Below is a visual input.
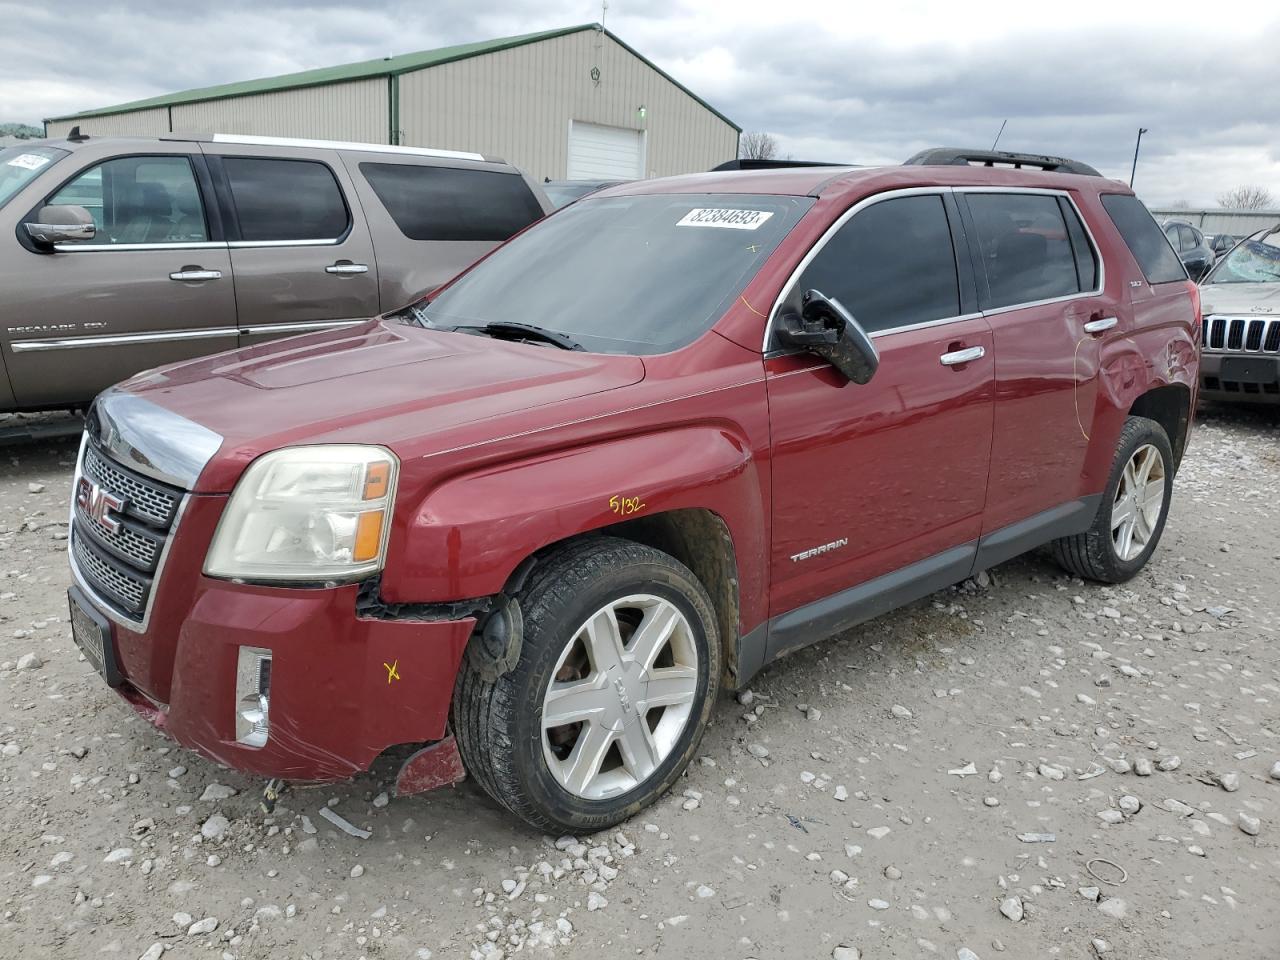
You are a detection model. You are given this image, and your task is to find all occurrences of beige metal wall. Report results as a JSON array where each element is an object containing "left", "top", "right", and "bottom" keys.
[
  {"left": 171, "top": 79, "right": 388, "bottom": 141},
  {"left": 46, "top": 107, "right": 170, "bottom": 138},
  {"left": 398, "top": 30, "right": 738, "bottom": 180},
  {"left": 46, "top": 79, "right": 389, "bottom": 143}
]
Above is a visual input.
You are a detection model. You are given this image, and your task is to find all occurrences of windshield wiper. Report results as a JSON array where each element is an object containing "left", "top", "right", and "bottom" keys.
[{"left": 460, "top": 321, "right": 584, "bottom": 351}]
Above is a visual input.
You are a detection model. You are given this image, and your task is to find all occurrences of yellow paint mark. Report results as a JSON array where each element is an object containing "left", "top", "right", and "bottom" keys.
[
  {"left": 738, "top": 294, "right": 768, "bottom": 319},
  {"left": 609, "top": 494, "right": 646, "bottom": 516},
  {"left": 383, "top": 660, "right": 401, "bottom": 684}
]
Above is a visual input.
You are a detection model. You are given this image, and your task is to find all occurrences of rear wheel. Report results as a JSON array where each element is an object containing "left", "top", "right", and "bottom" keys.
[
  {"left": 453, "top": 537, "right": 720, "bottom": 832},
  {"left": 1050, "top": 416, "right": 1174, "bottom": 583}
]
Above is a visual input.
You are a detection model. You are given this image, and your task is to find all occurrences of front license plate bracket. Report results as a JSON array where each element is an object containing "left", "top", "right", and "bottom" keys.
[{"left": 68, "top": 585, "right": 123, "bottom": 687}]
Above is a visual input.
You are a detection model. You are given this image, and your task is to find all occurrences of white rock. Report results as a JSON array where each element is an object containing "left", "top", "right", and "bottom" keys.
[
  {"left": 1078, "top": 886, "right": 1100, "bottom": 902},
  {"left": 949, "top": 762, "right": 978, "bottom": 777},
  {"left": 1097, "top": 898, "right": 1127, "bottom": 920},
  {"left": 587, "top": 891, "right": 608, "bottom": 911},
  {"left": 200, "top": 783, "right": 237, "bottom": 801},
  {"left": 1238, "top": 813, "right": 1261, "bottom": 837},
  {"left": 983, "top": 796, "right": 999, "bottom": 807},
  {"left": 999, "top": 897, "right": 1023, "bottom": 922},
  {"left": 138, "top": 944, "right": 165, "bottom": 960},
  {"left": 867, "top": 826, "right": 891, "bottom": 840},
  {"left": 832, "top": 947, "right": 861, "bottom": 960},
  {"left": 16, "top": 652, "right": 41, "bottom": 671},
  {"left": 890, "top": 704, "right": 913, "bottom": 720},
  {"left": 1091, "top": 938, "right": 1111, "bottom": 956},
  {"left": 1134, "top": 758, "right": 1154, "bottom": 776},
  {"left": 350, "top": 864, "right": 365, "bottom": 878},
  {"left": 200, "top": 815, "right": 230, "bottom": 840},
  {"left": 103, "top": 847, "right": 133, "bottom": 863},
  {"left": 695, "top": 884, "right": 715, "bottom": 898},
  {"left": 372, "top": 791, "right": 390, "bottom": 808},
  {"left": 868, "top": 898, "right": 890, "bottom": 910},
  {"left": 1096, "top": 810, "right": 1124, "bottom": 824},
  {"left": 173, "top": 912, "right": 193, "bottom": 927},
  {"left": 958, "top": 950, "right": 982, "bottom": 960},
  {"left": 187, "top": 917, "right": 218, "bottom": 936},
  {"left": 1038, "top": 764, "right": 1064, "bottom": 781},
  {"left": 1118, "top": 795, "right": 1142, "bottom": 815},
  {"left": 168, "top": 765, "right": 186, "bottom": 779},
  {"left": 747, "top": 743, "right": 770, "bottom": 759},
  {"left": 834, "top": 785, "right": 848, "bottom": 802},
  {"left": 28, "top": 482, "right": 46, "bottom": 493},
  {"left": 1158, "top": 755, "right": 1181, "bottom": 772},
  {"left": 1216, "top": 772, "right": 1240, "bottom": 792},
  {"left": 1270, "top": 761, "right": 1280, "bottom": 782}
]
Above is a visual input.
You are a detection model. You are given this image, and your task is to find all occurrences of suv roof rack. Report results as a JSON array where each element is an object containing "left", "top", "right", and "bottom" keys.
[
  {"left": 904, "top": 147, "right": 1101, "bottom": 177},
  {"left": 711, "top": 158, "right": 850, "bottom": 172}
]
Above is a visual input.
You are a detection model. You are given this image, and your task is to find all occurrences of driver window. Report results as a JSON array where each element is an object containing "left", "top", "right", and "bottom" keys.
[
  {"left": 791, "top": 194, "right": 960, "bottom": 334},
  {"left": 49, "top": 156, "right": 208, "bottom": 245}
]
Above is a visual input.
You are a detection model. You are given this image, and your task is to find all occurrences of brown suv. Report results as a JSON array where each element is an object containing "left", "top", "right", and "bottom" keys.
[{"left": 0, "top": 133, "right": 551, "bottom": 413}]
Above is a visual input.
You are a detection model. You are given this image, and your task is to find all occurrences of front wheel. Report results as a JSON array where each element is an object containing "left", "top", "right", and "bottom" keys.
[
  {"left": 453, "top": 537, "right": 720, "bottom": 833},
  {"left": 1050, "top": 415, "right": 1174, "bottom": 583}
]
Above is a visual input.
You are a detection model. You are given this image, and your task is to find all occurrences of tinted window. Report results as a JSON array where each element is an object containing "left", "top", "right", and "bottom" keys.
[
  {"left": 360, "top": 163, "right": 543, "bottom": 241},
  {"left": 422, "top": 194, "right": 812, "bottom": 354},
  {"left": 1178, "top": 225, "right": 1198, "bottom": 252},
  {"left": 49, "top": 155, "right": 207, "bottom": 244},
  {"left": 966, "top": 193, "right": 1080, "bottom": 309},
  {"left": 1059, "top": 197, "right": 1098, "bottom": 291},
  {"left": 791, "top": 194, "right": 959, "bottom": 334},
  {"left": 1102, "top": 194, "right": 1187, "bottom": 284},
  {"left": 223, "top": 157, "right": 348, "bottom": 242}
]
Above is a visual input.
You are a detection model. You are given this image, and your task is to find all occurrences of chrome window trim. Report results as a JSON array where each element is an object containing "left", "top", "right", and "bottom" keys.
[
  {"left": 67, "top": 434, "right": 193, "bottom": 634},
  {"left": 761, "top": 185, "right": 1107, "bottom": 352},
  {"left": 226, "top": 238, "right": 343, "bottom": 248},
  {"left": 52, "top": 241, "right": 229, "bottom": 252},
  {"left": 12, "top": 327, "right": 237, "bottom": 352},
  {"left": 960, "top": 186, "right": 1106, "bottom": 314},
  {"left": 761, "top": 186, "right": 957, "bottom": 352},
  {"left": 210, "top": 134, "right": 486, "bottom": 163}
]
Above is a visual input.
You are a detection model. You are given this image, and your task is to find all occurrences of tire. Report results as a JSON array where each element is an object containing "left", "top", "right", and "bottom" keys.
[
  {"left": 1050, "top": 416, "right": 1175, "bottom": 583},
  {"left": 453, "top": 536, "right": 721, "bottom": 833}
]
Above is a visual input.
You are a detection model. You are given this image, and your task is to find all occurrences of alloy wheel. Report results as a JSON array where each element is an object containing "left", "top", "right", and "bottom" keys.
[
  {"left": 1111, "top": 443, "right": 1166, "bottom": 562},
  {"left": 540, "top": 594, "right": 699, "bottom": 800}
]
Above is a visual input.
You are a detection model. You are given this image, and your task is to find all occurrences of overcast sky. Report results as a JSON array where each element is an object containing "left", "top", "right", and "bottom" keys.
[{"left": 3, "top": 0, "right": 1277, "bottom": 207}]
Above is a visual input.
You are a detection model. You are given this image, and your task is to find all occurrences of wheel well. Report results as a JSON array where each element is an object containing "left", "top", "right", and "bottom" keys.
[
  {"left": 599, "top": 509, "right": 742, "bottom": 687},
  {"left": 1129, "top": 384, "right": 1192, "bottom": 471}
]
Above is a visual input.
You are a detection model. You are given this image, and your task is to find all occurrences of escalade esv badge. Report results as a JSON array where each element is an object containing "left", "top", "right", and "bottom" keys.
[{"left": 76, "top": 478, "right": 125, "bottom": 535}]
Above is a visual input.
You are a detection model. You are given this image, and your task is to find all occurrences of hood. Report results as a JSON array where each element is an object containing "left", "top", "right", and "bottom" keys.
[
  {"left": 1200, "top": 281, "right": 1280, "bottom": 316},
  {"left": 114, "top": 319, "right": 645, "bottom": 492}
]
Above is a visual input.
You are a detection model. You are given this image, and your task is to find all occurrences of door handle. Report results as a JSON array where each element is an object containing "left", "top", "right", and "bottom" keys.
[
  {"left": 939, "top": 345, "right": 985, "bottom": 366},
  {"left": 169, "top": 268, "right": 222, "bottom": 282},
  {"left": 325, "top": 261, "right": 369, "bottom": 275},
  {"left": 1083, "top": 317, "right": 1118, "bottom": 334}
]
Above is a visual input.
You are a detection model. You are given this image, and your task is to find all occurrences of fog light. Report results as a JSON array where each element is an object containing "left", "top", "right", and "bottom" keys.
[{"left": 235, "top": 646, "right": 272, "bottom": 748}]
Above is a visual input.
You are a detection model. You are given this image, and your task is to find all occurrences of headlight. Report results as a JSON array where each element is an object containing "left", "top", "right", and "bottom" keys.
[{"left": 205, "top": 445, "right": 398, "bottom": 583}]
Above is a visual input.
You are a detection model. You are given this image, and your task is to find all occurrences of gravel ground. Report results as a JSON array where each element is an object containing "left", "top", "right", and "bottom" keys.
[{"left": 0, "top": 404, "right": 1277, "bottom": 960}]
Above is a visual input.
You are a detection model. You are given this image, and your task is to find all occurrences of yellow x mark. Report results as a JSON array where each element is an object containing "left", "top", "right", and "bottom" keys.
[{"left": 383, "top": 660, "right": 401, "bottom": 684}]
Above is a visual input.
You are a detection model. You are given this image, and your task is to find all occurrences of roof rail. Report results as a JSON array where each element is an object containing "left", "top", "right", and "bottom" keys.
[
  {"left": 904, "top": 147, "right": 1101, "bottom": 177},
  {"left": 159, "top": 132, "right": 489, "bottom": 163},
  {"left": 711, "top": 158, "right": 849, "bottom": 172}
]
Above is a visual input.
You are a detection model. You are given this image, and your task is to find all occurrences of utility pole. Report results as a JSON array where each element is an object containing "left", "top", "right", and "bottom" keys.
[{"left": 1130, "top": 127, "right": 1148, "bottom": 188}]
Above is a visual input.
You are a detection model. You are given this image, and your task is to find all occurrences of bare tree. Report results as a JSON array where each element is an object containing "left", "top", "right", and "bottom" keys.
[
  {"left": 1216, "top": 185, "right": 1275, "bottom": 210},
  {"left": 739, "top": 131, "right": 779, "bottom": 161}
]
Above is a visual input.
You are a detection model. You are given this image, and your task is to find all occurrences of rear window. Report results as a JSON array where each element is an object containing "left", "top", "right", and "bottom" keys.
[
  {"left": 965, "top": 193, "right": 1083, "bottom": 309},
  {"left": 359, "top": 163, "right": 544, "bottom": 242},
  {"left": 223, "top": 157, "right": 349, "bottom": 242},
  {"left": 1101, "top": 194, "right": 1187, "bottom": 284}
]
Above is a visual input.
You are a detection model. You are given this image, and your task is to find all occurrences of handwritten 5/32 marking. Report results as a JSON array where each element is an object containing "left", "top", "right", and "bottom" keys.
[{"left": 609, "top": 495, "right": 646, "bottom": 517}]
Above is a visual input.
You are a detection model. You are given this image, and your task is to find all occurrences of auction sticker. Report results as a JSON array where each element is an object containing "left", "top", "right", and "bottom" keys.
[
  {"left": 6, "top": 154, "right": 51, "bottom": 171},
  {"left": 677, "top": 208, "right": 774, "bottom": 230}
]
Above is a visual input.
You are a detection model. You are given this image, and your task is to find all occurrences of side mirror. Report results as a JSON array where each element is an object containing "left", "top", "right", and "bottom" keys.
[
  {"left": 25, "top": 205, "right": 97, "bottom": 247},
  {"left": 776, "top": 289, "right": 879, "bottom": 384}
]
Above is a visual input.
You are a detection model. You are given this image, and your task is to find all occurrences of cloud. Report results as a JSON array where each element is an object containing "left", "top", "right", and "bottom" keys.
[{"left": 2, "top": 0, "right": 1277, "bottom": 206}]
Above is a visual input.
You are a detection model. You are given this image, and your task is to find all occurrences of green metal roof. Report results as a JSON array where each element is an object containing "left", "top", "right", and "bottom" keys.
[{"left": 46, "top": 23, "right": 740, "bottom": 131}]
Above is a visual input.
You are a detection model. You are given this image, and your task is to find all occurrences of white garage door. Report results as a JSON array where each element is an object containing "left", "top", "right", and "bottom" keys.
[{"left": 567, "top": 121, "right": 644, "bottom": 180}]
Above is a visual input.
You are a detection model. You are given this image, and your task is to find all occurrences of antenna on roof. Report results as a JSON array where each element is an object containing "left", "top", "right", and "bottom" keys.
[{"left": 991, "top": 119, "right": 1008, "bottom": 151}]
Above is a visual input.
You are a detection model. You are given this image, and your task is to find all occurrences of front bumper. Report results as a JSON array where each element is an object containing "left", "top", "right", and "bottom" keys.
[
  {"left": 1199, "top": 352, "right": 1280, "bottom": 405},
  {"left": 77, "top": 496, "right": 475, "bottom": 781}
]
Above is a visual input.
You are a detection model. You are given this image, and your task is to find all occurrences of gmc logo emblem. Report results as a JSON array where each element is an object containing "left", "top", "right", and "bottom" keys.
[{"left": 76, "top": 477, "right": 125, "bottom": 535}]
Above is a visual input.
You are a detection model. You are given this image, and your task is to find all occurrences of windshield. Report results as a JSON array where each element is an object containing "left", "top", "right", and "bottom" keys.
[
  {"left": 1203, "top": 227, "right": 1280, "bottom": 284},
  {"left": 422, "top": 193, "right": 813, "bottom": 354},
  {"left": 0, "top": 145, "right": 67, "bottom": 210}
]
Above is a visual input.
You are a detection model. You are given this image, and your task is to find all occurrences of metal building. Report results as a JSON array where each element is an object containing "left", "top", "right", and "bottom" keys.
[
  {"left": 43, "top": 23, "right": 740, "bottom": 182},
  {"left": 1148, "top": 208, "right": 1280, "bottom": 237}
]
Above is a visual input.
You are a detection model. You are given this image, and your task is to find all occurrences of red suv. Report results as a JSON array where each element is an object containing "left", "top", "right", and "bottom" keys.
[{"left": 67, "top": 148, "right": 1200, "bottom": 831}]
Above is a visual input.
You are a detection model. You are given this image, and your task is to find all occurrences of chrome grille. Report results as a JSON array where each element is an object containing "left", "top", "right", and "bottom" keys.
[
  {"left": 72, "top": 529, "right": 147, "bottom": 612},
  {"left": 82, "top": 444, "right": 179, "bottom": 527},
  {"left": 71, "top": 440, "right": 186, "bottom": 623},
  {"left": 1203, "top": 315, "right": 1280, "bottom": 354}
]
